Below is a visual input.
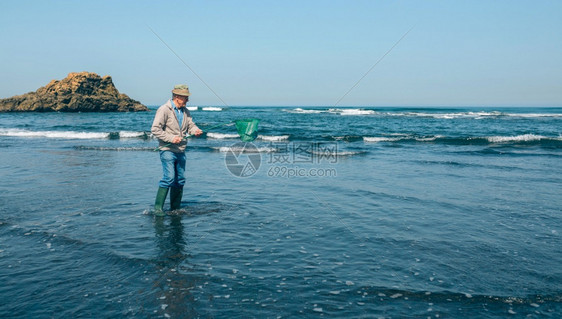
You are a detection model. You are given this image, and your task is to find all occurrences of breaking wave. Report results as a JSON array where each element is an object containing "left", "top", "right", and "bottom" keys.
[
  {"left": 202, "top": 107, "right": 223, "bottom": 111},
  {"left": 284, "top": 108, "right": 375, "bottom": 115},
  {"left": 0, "top": 129, "right": 149, "bottom": 140},
  {"left": 307, "top": 149, "right": 367, "bottom": 157},
  {"left": 387, "top": 111, "right": 505, "bottom": 119},
  {"left": 118, "top": 131, "right": 148, "bottom": 138},
  {"left": 385, "top": 111, "right": 562, "bottom": 119},
  {"left": 364, "top": 137, "right": 404, "bottom": 143},
  {"left": 284, "top": 108, "right": 326, "bottom": 114},
  {"left": 206, "top": 132, "right": 240, "bottom": 139},
  {"left": 258, "top": 135, "right": 290, "bottom": 141},
  {"left": 214, "top": 146, "right": 278, "bottom": 153},
  {"left": 0, "top": 128, "right": 109, "bottom": 139},
  {"left": 206, "top": 133, "right": 290, "bottom": 141},
  {"left": 486, "top": 134, "right": 549, "bottom": 143},
  {"left": 330, "top": 108, "right": 376, "bottom": 115},
  {"left": 362, "top": 134, "right": 562, "bottom": 146},
  {"left": 283, "top": 108, "right": 562, "bottom": 119}
]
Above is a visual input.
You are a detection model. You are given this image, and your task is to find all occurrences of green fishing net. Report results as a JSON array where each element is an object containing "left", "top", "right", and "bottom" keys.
[
  {"left": 154, "top": 119, "right": 261, "bottom": 151},
  {"left": 234, "top": 119, "right": 260, "bottom": 142}
]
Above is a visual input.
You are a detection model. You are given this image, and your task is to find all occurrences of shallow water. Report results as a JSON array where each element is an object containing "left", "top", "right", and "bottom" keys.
[{"left": 1, "top": 106, "right": 561, "bottom": 318}]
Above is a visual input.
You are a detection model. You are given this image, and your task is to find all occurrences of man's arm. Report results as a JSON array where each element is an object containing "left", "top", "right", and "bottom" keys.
[
  {"left": 151, "top": 107, "right": 176, "bottom": 143},
  {"left": 185, "top": 111, "right": 203, "bottom": 136}
]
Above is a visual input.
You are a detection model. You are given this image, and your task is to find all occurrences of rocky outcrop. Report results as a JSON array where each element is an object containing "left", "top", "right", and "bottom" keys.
[{"left": 0, "top": 72, "right": 148, "bottom": 112}]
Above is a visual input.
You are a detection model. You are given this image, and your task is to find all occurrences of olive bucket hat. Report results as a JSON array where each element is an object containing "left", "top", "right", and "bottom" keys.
[{"left": 172, "top": 84, "right": 190, "bottom": 96}]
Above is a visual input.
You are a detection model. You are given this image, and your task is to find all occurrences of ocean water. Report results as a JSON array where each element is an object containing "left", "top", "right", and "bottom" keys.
[{"left": 0, "top": 106, "right": 561, "bottom": 318}]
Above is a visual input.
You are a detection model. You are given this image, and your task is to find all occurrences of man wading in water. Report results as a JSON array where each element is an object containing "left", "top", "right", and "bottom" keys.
[{"left": 151, "top": 84, "right": 202, "bottom": 216}]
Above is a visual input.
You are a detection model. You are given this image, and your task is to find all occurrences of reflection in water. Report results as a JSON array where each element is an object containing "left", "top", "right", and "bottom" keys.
[{"left": 152, "top": 215, "right": 198, "bottom": 318}]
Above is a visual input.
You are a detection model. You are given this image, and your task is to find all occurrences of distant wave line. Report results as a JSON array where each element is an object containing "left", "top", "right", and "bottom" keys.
[
  {"left": 363, "top": 134, "right": 562, "bottom": 145},
  {"left": 201, "top": 107, "right": 223, "bottom": 111},
  {"left": 283, "top": 108, "right": 562, "bottom": 118},
  {"left": 284, "top": 108, "right": 376, "bottom": 115},
  {"left": 206, "top": 133, "right": 290, "bottom": 141},
  {"left": 0, "top": 129, "right": 150, "bottom": 140},
  {"left": 3, "top": 129, "right": 561, "bottom": 147}
]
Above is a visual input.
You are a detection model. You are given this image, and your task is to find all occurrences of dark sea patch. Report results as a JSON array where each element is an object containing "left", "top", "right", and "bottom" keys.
[{"left": 451, "top": 147, "right": 562, "bottom": 158}]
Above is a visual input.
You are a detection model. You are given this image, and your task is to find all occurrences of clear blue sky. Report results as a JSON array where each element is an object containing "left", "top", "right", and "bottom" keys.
[{"left": 1, "top": 0, "right": 561, "bottom": 107}]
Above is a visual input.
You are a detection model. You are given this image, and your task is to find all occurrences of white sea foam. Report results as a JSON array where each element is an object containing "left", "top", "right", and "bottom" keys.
[
  {"left": 207, "top": 132, "right": 240, "bottom": 139},
  {"left": 415, "top": 135, "right": 444, "bottom": 141},
  {"left": 336, "top": 151, "right": 364, "bottom": 156},
  {"left": 401, "top": 111, "right": 562, "bottom": 119},
  {"left": 326, "top": 108, "right": 375, "bottom": 115},
  {"left": 307, "top": 149, "right": 363, "bottom": 157},
  {"left": 363, "top": 136, "right": 403, "bottom": 143},
  {"left": 416, "top": 112, "right": 465, "bottom": 119},
  {"left": 119, "top": 131, "right": 146, "bottom": 138},
  {"left": 337, "top": 109, "right": 376, "bottom": 116},
  {"left": 506, "top": 113, "right": 562, "bottom": 118},
  {"left": 388, "top": 111, "right": 504, "bottom": 119},
  {"left": 215, "top": 146, "right": 277, "bottom": 153},
  {"left": 285, "top": 108, "right": 561, "bottom": 118},
  {"left": 286, "top": 108, "right": 326, "bottom": 114},
  {"left": 285, "top": 107, "right": 375, "bottom": 115},
  {"left": 186, "top": 106, "right": 198, "bottom": 111},
  {"left": 202, "top": 107, "right": 222, "bottom": 111},
  {"left": 468, "top": 111, "right": 502, "bottom": 117},
  {"left": 362, "top": 133, "right": 559, "bottom": 144},
  {"left": 0, "top": 128, "right": 109, "bottom": 139},
  {"left": 258, "top": 135, "right": 290, "bottom": 141},
  {"left": 487, "top": 134, "right": 547, "bottom": 143}
]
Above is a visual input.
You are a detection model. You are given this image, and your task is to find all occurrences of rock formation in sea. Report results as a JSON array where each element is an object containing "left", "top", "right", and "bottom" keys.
[{"left": 0, "top": 72, "right": 148, "bottom": 112}]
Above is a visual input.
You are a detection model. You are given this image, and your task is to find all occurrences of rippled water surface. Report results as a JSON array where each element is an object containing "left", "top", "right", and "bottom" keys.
[{"left": 1, "top": 106, "right": 561, "bottom": 318}]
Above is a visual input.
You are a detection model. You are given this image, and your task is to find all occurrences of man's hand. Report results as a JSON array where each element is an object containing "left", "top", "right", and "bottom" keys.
[
  {"left": 172, "top": 136, "right": 183, "bottom": 144},
  {"left": 193, "top": 129, "right": 203, "bottom": 136}
]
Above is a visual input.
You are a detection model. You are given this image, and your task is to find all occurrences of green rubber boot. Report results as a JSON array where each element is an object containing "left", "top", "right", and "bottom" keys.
[
  {"left": 170, "top": 187, "right": 183, "bottom": 211},
  {"left": 154, "top": 187, "right": 169, "bottom": 216}
]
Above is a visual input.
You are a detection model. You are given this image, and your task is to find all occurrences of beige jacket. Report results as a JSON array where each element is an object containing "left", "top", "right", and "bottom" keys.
[{"left": 151, "top": 100, "right": 200, "bottom": 153}]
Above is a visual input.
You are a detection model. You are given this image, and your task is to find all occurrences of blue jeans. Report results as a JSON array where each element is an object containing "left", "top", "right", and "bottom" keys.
[{"left": 158, "top": 151, "right": 186, "bottom": 188}]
